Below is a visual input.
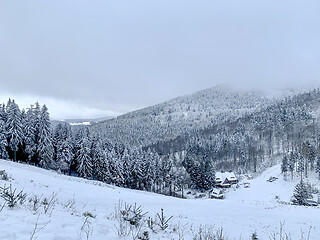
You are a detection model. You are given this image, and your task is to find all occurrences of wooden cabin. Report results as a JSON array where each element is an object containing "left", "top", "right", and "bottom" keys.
[{"left": 215, "top": 171, "right": 238, "bottom": 188}]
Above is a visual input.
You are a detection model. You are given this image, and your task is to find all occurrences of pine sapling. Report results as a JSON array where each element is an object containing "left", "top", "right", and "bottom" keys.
[
  {"left": 120, "top": 203, "right": 147, "bottom": 227},
  {"left": 251, "top": 232, "right": 258, "bottom": 240},
  {"left": 156, "top": 208, "right": 173, "bottom": 231},
  {"left": 147, "top": 217, "right": 156, "bottom": 233},
  {"left": 0, "top": 184, "right": 27, "bottom": 208}
]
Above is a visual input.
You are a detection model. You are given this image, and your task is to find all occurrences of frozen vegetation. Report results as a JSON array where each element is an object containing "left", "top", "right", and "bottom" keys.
[
  {"left": 1, "top": 87, "right": 320, "bottom": 239},
  {"left": 91, "top": 86, "right": 274, "bottom": 147}
]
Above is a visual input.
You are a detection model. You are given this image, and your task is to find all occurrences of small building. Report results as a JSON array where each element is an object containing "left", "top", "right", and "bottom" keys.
[
  {"left": 210, "top": 189, "right": 225, "bottom": 199},
  {"left": 215, "top": 171, "right": 238, "bottom": 188}
]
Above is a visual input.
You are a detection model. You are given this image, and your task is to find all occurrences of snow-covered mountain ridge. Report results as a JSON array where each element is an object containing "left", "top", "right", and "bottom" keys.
[
  {"left": 1, "top": 159, "right": 319, "bottom": 239},
  {"left": 90, "top": 86, "right": 277, "bottom": 147}
]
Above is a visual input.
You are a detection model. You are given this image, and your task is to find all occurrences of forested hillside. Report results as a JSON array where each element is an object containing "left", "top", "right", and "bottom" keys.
[
  {"left": 1, "top": 87, "right": 320, "bottom": 198},
  {"left": 149, "top": 89, "right": 320, "bottom": 174},
  {"left": 91, "top": 86, "right": 273, "bottom": 147}
]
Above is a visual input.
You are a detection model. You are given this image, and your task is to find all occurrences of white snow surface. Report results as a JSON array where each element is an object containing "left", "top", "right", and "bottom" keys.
[
  {"left": 0, "top": 160, "right": 320, "bottom": 240},
  {"left": 69, "top": 121, "right": 91, "bottom": 126}
]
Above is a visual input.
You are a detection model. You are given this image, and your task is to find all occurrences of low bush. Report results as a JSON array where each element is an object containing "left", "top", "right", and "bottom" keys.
[{"left": 0, "top": 184, "right": 27, "bottom": 208}]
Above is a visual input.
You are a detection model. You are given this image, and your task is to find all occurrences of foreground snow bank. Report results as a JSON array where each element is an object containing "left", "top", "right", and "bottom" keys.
[{"left": 0, "top": 160, "right": 319, "bottom": 239}]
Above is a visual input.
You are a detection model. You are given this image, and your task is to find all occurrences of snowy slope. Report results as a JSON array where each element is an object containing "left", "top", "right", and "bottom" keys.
[
  {"left": 0, "top": 160, "right": 319, "bottom": 240},
  {"left": 91, "top": 86, "right": 275, "bottom": 147}
]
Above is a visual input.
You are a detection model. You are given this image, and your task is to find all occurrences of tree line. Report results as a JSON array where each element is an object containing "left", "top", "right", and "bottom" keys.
[{"left": 0, "top": 99, "right": 216, "bottom": 197}]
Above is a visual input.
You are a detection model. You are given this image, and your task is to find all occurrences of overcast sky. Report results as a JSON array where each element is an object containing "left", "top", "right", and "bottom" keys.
[{"left": 1, "top": 0, "right": 320, "bottom": 119}]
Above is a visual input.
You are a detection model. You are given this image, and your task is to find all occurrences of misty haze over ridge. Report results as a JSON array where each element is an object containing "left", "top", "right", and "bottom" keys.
[
  {"left": 0, "top": 84, "right": 318, "bottom": 121},
  {"left": 61, "top": 83, "right": 319, "bottom": 121},
  {"left": 1, "top": 0, "right": 320, "bottom": 119}
]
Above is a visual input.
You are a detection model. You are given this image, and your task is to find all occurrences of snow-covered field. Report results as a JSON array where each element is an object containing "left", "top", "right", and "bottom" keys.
[{"left": 0, "top": 160, "right": 319, "bottom": 240}]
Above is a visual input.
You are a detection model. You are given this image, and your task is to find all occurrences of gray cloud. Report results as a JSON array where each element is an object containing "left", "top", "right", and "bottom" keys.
[{"left": 1, "top": 0, "right": 320, "bottom": 119}]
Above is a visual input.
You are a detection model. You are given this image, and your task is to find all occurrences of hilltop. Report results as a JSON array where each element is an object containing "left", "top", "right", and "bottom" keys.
[{"left": 90, "top": 86, "right": 275, "bottom": 147}]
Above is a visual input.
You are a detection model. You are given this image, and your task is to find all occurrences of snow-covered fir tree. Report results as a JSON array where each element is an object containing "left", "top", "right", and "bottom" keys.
[
  {"left": 297, "top": 154, "right": 304, "bottom": 180},
  {"left": 0, "top": 119, "right": 8, "bottom": 159},
  {"left": 6, "top": 100, "right": 23, "bottom": 161},
  {"left": 90, "top": 135, "right": 107, "bottom": 181},
  {"left": 37, "top": 105, "right": 54, "bottom": 168},
  {"left": 76, "top": 128, "right": 93, "bottom": 178},
  {"left": 292, "top": 180, "right": 312, "bottom": 205},
  {"left": 112, "top": 148, "right": 126, "bottom": 186},
  {"left": 288, "top": 151, "right": 296, "bottom": 180},
  {"left": 0, "top": 103, "right": 6, "bottom": 122},
  {"left": 24, "top": 106, "right": 37, "bottom": 162},
  {"left": 53, "top": 123, "right": 74, "bottom": 173},
  {"left": 281, "top": 155, "right": 288, "bottom": 180}
]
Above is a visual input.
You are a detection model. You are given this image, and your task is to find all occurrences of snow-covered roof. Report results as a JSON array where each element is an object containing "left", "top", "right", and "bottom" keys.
[{"left": 216, "top": 171, "right": 237, "bottom": 181}]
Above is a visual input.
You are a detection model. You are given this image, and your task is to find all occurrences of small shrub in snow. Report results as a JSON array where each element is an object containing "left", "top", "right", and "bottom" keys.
[
  {"left": 0, "top": 170, "right": 10, "bottom": 181},
  {"left": 173, "top": 221, "right": 189, "bottom": 240},
  {"left": 156, "top": 208, "right": 173, "bottom": 231},
  {"left": 146, "top": 208, "right": 173, "bottom": 233},
  {"left": 113, "top": 201, "right": 149, "bottom": 238},
  {"left": 41, "top": 192, "right": 58, "bottom": 215},
  {"left": 268, "top": 222, "right": 312, "bottom": 240},
  {"left": 120, "top": 202, "right": 147, "bottom": 227},
  {"left": 147, "top": 217, "right": 156, "bottom": 233},
  {"left": 0, "top": 184, "right": 27, "bottom": 208},
  {"left": 79, "top": 216, "right": 93, "bottom": 240},
  {"left": 115, "top": 217, "right": 130, "bottom": 237},
  {"left": 62, "top": 198, "right": 76, "bottom": 212},
  {"left": 191, "top": 225, "right": 228, "bottom": 240},
  {"left": 251, "top": 232, "right": 258, "bottom": 240},
  {"left": 113, "top": 201, "right": 133, "bottom": 237},
  {"left": 28, "top": 194, "right": 43, "bottom": 212}
]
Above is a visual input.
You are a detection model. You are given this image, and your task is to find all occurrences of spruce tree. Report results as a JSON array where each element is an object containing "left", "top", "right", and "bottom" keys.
[
  {"left": 153, "top": 152, "right": 163, "bottom": 193},
  {"left": 76, "top": 135, "right": 93, "bottom": 178},
  {"left": 288, "top": 151, "right": 295, "bottom": 179},
  {"left": 107, "top": 148, "right": 123, "bottom": 186},
  {"left": 56, "top": 125, "right": 74, "bottom": 174},
  {"left": 24, "top": 106, "right": 36, "bottom": 162},
  {"left": 38, "top": 105, "right": 54, "bottom": 168},
  {"left": 6, "top": 100, "right": 23, "bottom": 161},
  {"left": 292, "top": 180, "right": 312, "bottom": 205},
  {"left": 91, "top": 137, "right": 107, "bottom": 181},
  {"left": 53, "top": 123, "right": 74, "bottom": 172},
  {"left": 297, "top": 154, "right": 304, "bottom": 181},
  {"left": 202, "top": 158, "right": 216, "bottom": 190},
  {"left": 0, "top": 103, "right": 6, "bottom": 122},
  {"left": 142, "top": 148, "right": 155, "bottom": 191},
  {"left": 281, "top": 155, "right": 288, "bottom": 180},
  {"left": 53, "top": 123, "right": 64, "bottom": 163},
  {"left": 0, "top": 120, "right": 8, "bottom": 159},
  {"left": 121, "top": 148, "right": 132, "bottom": 188}
]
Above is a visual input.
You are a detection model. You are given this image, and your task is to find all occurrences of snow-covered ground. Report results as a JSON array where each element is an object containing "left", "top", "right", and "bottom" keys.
[
  {"left": 0, "top": 160, "right": 319, "bottom": 240},
  {"left": 69, "top": 121, "right": 92, "bottom": 126}
]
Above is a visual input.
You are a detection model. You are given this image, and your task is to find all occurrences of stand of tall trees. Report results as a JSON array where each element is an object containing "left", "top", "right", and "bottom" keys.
[
  {"left": 1, "top": 100, "right": 53, "bottom": 167},
  {"left": 0, "top": 99, "right": 202, "bottom": 197},
  {"left": 149, "top": 89, "right": 320, "bottom": 176},
  {"left": 4, "top": 90, "right": 320, "bottom": 198}
]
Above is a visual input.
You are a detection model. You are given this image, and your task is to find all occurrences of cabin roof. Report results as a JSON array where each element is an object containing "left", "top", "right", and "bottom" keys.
[{"left": 215, "top": 171, "right": 237, "bottom": 181}]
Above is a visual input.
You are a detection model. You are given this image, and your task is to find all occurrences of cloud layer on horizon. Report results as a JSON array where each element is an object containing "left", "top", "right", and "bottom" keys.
[{"left": 1, "top": 0, "right": 320, "bottom": 118}]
